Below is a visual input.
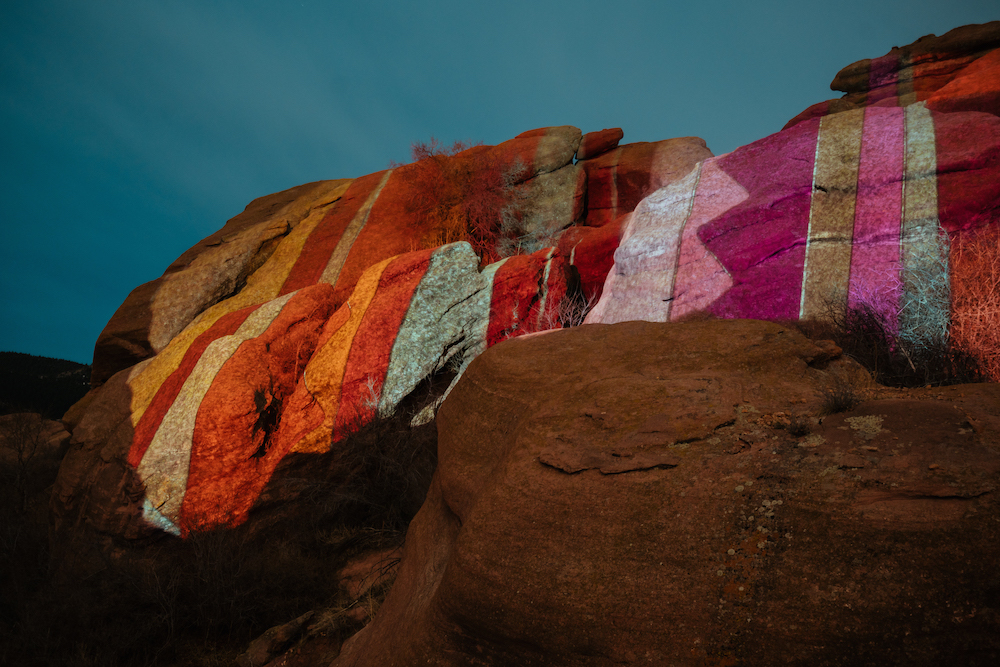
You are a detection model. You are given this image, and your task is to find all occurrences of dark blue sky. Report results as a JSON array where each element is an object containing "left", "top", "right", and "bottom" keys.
[{"left": 2, "top": 1, "right": 996, "bottom": 364}]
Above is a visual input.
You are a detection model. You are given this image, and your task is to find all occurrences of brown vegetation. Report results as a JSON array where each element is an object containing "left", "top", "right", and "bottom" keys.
[
  {"left": 396, "top": 138, "right": 527, "bottom": 262},
  {"left": 949, "top": 225, "right": 1000, "bottom": 382},
  {"left": 0, "top": 406, "right": 437, "bottom": 666}
]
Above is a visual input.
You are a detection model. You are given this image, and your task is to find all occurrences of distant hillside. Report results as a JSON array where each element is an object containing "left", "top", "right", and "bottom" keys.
[{"left": 0, "top": 352, "right": 90, "bottom": 420}]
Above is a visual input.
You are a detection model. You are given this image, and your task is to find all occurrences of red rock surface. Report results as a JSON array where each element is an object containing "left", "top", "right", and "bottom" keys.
[
  {"left": 579, "top": 136, "right": 713, "bottom": 227},
  {"left": 335, "top": 319, "right": 1000, "bottom": 666},
  {"left": 577, "top": 127, "right": 624, "bottom": 160},
  {"left": 55, "top": 24, "right": 1000, "bottom": 618}
]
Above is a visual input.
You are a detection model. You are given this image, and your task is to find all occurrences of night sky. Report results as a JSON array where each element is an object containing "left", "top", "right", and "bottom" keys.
[{"left": 2, "top": 1, "right": 996, "bottom": 364}]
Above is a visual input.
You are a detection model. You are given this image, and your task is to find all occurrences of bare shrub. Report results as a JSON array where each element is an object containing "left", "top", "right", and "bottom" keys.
[
  {"left": 949, "top": 226, "right": 1000, "bottom": 382},
  {"left": 398, "top": 137, "right": 528, "bottom": 262},
  {"left": 817, "top": 299, "right": 983, "bottom": 388},
  {"left": 820, "top": 375, "right": 863, "bottom": 415}
]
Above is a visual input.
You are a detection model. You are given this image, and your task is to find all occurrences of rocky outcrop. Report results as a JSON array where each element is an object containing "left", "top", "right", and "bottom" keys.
[
  {"left": 92, "top": 180, "right": 352, "bottom": 386},
  {"left": 588, "top": 25, "right": 1000, "bottom": 360},
  {"left": 333, "top": 319, "right": 1000, "bottom": 665},
  {"left": 577, "top": 127, "right": 624, "bottom": 161},
  {"left": 55, "top": 23, "right": 1000, "bottom": 623},
  {"left": 59, "top": 123, "right": 710, "bottom": 542},
  {"left": 784, "top": 21, "right": 1000, "bottom": 129},
  {"left": 578, "top": 136, "right": 713, "bottom": 227}
]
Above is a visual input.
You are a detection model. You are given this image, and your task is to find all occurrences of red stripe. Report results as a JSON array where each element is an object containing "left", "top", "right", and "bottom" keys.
[
  {"left": 179, "top": 284, "right": 339, "bottom": 532},
  {"left": 333, "top": 250, "right": 433, "bottom": 437},
  {"left": 128, "top": 306, "right": 258, "bottom": 468},
  {"left": 279, "top": 171, "right": 390, "bottom": 296}
]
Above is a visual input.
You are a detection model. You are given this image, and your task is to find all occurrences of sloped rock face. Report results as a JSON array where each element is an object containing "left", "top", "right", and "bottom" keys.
[
  {"left": 578, "top": 136, "right": 713, "bottom": 228},
  {"left": 58, "top": 124, "right": 706, "bottom": 543},
  {"left": 334, "top": 319, "right": 1000, "bottom": 666},
  {"left": 588, "top": 24, "right": 1000, "bottom": 361},
  {"left": 57, "top": 21, "right": 999, "bottom": 581},
  {"left": 786, "top": 21, "right": 1000, "bottom": 129},
  {"left": 92, "top": 180, "right": 351, "bottom": 386}
]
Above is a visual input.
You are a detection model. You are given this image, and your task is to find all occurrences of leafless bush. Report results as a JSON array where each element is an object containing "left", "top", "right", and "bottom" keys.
[
  {"left": 949, "top": 226, "right": 1000, "bottom": 382},
  {"left": 0, "top": 412, "right": 45, "bottom": 513}
]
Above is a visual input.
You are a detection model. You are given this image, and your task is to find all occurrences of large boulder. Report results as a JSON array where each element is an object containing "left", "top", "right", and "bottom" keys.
[{"left": 333, "top": 319, "right": 1000, "bottom": 666}]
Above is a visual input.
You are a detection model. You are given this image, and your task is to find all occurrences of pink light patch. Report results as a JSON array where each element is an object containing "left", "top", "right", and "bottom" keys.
[
  {"left": 848, "top": 106, "right": 905, "bottom": 325},
  {"left": 670, "top": 159, "right": 744, "bottom": 319}
]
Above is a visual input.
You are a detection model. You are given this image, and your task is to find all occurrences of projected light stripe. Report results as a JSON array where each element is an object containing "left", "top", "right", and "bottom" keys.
[
  {"left": 900, "top": 102, "right": 949, "bottom": 348},
  {"left": 847, "top": 106, "right": 905, "bottom": 322},
  {"left": 292, "top": 257, "right": 394, "bottom": 453},
  {"left": 593, "top": 163, "right": 702, "bottom": 324},
  {"left": 137, "top": 291, "right": 296, "bottom": 534},
  {"left": 332, "top": 249, "right": 432, "bottom": 436},
  {"left": 319, "top": 169, "right": 393, "bottom": 287},
  {"left": 799, "top": 108, "right": 865, "bottom": 320},
  {"left": 669, "top": 159, "right": 742, "bottom": 320},
  {"left": 128, "top": 181, "right": 351, "bottom": 424}
]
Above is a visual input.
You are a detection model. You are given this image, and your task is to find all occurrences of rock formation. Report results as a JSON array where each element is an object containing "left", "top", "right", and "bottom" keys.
[
  {"left": 49, "top": 20, "right": 1000, "bottom": 665},
  {"left": 334, "top": 319, "right": 1000, "bottom": 666}
]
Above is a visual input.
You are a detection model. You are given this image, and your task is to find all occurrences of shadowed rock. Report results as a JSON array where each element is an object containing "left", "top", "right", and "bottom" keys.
[{"left": 334, "top": 319, "right": 1000, "bottom": 665}]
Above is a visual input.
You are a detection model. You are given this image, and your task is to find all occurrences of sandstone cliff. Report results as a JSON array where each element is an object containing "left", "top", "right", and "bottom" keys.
[{"left": 45, "top": 21, "right": 1000, "bottom": 666}]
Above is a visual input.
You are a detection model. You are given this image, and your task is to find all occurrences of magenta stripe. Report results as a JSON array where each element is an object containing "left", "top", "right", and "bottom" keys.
[
  {"left": 848, "top": 106, "right": 905, "bottom": 326},
  {"left": 868, "top": 52, "right": 900, "bottom": 105}
]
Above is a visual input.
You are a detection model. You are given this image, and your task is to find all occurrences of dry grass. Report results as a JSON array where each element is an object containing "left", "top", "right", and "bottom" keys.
[{"left": 949, "top": 226, "right": 1000, "bottom": 382}]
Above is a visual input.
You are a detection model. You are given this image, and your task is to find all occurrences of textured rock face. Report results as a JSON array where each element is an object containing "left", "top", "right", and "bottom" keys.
[
  {"left": 92, "top": 180, "right": 352, "bottom": 386},
  {"left": 58, "top": 21, "right": 999, "bottom": 573},
  {"left": 334, "top": 319, "right": 1000, "bottom": 666},
  {"left": 577, "top": 127, "right": 624, "bottom": 160},
  {"left": 785, "top": 21, "right": 1000, "bottom": 129},
  {"left": 578, "top": 136, "right": 713, "bottom": 227},
  {"left": 61, "top": 124, "right": 704, "bottom": 541},
  {"left": 588, "top": 25, "right": 1000, "bottom": 355}
]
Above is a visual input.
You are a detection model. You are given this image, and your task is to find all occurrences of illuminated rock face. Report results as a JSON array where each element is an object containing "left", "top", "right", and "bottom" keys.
[
  {"left": 60, "top": 126, "right": 708, "bottom": 538},
  {"left": 58, "top": 22, "right": 1000, "bottom": 544},
  {"left": 589, "top": 105, "right": 1000, "bottom": 342},
  {"left": 588, "top": 22, "right": 1000, "bottom": 354}
]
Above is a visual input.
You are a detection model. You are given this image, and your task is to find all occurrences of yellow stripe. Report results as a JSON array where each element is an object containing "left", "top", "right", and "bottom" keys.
[
  {"left": 800, "top": 108, "right": 864, "bottom": 319},
  {"left": 136, "top": 292, "right": 295, "bottom": 531},
  {"left": 292, "top": 255, "right": 396, "bottom": 453},
  {"left": 128, "top": 180, "right": 352, "bottom": 425}
]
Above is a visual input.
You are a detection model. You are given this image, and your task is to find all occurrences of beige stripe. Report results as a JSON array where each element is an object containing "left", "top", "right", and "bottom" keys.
[
  {"left": 609, "top": 147, "right": 622, "bottom": 221},
  {"left": 587, "top": 164, "right": 701, "bottom": 324},
  {"left": 137, "top": 292, "right": 296, "bottom": 534},
  {"left": 900, "top": 102, "right": 948, "bottom": 348},
  {"left": 380, "top": 243, "right": 490, "bottom": 415},
  {"left": 534, "top": 247, "right": 558, "bottom": 330},
  {"left": 319, "top": 170, "right": 394, "bottom": 286},
  {"left": 897, "top": 52, "right": 917, "bottom": 107},
  {"left": 129, "top": 180, "right": 352, "bottom": 425},
  {"left": 409, "top": 253, "right": 509, "bottom": 426},
  {"left": 799, "top": 108, "right": 865, "bottom": 320}
]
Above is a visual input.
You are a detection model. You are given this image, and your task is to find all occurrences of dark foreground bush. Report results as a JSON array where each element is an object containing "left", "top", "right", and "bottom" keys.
[
  {"left": 798, "top": 302, "right": 985, "bottom": 388},
  {"left": 1, "top": 408, "right": 438, "bottom": 667}
]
